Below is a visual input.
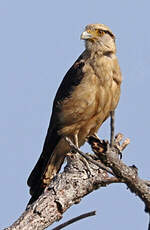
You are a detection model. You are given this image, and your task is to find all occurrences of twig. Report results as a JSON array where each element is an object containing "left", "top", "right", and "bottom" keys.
[
  {"left": 110, "top": 111, "right": 115, "bottom": 147},
  {"left": 65, "top": 137, "right": 114, "bottom": 176},
  {"left": 52, "top": 211, "right": 96, "bottom": 230}
]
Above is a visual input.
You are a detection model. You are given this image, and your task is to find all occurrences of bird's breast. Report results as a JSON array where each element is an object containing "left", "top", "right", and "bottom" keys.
[{"left": 57, "top": 54, "right": 121, "bottom": 137}]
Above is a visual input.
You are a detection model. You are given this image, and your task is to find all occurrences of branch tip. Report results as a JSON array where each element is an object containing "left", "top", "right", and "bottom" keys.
[{"left": 52, "top": 211, "right": 96, "bottom": 230}]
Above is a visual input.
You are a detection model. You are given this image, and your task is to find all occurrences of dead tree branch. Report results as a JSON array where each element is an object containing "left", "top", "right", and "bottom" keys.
[
  {"left": 5, "top": 152, "right": 110, "bottom": 230},
  {"left": 51, "top": 211, "right": 96, "bottom": 230},
  {"left": 88, "top": 135, "right": 150, "bottom": 213},
  {"left": 5, "top": 134, "right": 150, "bottom": 230}
]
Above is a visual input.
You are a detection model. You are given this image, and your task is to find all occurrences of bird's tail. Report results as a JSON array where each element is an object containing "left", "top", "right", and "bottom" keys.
[{"left": 27, "top": 129, "right": 70, "bottom": 206}]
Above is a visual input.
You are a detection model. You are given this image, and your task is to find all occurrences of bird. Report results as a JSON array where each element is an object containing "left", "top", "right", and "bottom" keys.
[{"left": 27, "top": 23, "right": 122, "bottom": 205}]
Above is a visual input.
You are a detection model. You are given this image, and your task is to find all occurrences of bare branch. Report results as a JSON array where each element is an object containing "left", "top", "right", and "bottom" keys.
[
  {"left": 5, "top": 134, "right": 150, "bottom": 229},
  {"left": 52, "top": 211, "right": 96, "bottom": 230},
  {"left": 5, "top": 153, "right": 108, "bottom": 230},
  {"left": 89, "top": 136, "right": 150, "bottom": 213},
  {"left": 110, "top": 111, "right": 115, "bottom": 147}
]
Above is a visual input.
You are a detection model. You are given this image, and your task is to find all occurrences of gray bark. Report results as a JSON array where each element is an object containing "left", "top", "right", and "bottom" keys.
[
  {"left": 5, "top": 136, "right": 150, "bottom": 230},
  {"left": 5, "top": 153, "right": 108, "bottom": 230}
]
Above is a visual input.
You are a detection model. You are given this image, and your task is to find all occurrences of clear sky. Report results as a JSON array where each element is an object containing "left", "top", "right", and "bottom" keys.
[{"left": 0, "top": 1, "right": 150, "bottom": 229}]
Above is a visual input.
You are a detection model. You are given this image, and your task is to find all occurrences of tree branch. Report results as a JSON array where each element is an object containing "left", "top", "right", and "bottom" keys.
[
  {"left": 5, "top": 134, "right": 150, "bottom": 229},
  {"left": 52, "top": 211, "right": 96, "bottom": 230},
  {"left": 5, "top": 152, "right": 109, "bottom": 230},
  {"left": 88, "top": 135, "right": 150, "bottom": 213}
]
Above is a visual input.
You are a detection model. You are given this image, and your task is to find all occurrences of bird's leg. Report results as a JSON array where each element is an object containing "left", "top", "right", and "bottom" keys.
[
  {"left": 74, "top": 130, "right": 79, "bottom": 148},
  {"left": 68, "top": 131, "right": 79, "bottom": 155},
  {"left": 74, "top": 131, "right": 92, "bottom": 177}
]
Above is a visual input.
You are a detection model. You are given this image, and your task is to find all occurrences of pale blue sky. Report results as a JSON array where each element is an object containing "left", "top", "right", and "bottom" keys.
[{"left": 1, "top": 1, "right": 150, "bottom": 229}]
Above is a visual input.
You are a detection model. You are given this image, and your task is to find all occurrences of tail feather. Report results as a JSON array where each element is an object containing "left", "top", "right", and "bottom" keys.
[
  {"left": 27, "top": 128, "right": 70, "bottom": 206},
  {"left": 27, "top": 128, "right": 61, "bottom": 205},
  {"left": 27, "top": 148, "right": 65, "bottom": 206},
  {"left": 27, "top": 128, "right": 60, "bottom": 189}
]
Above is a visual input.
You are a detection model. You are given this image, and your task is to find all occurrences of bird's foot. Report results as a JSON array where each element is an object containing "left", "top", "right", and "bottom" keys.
[
  {"left": 88, "top": 133, "right": 130, "bottom": 159},
  {"left": 88, "top": 135, "right": 107, "bottom": 155}
]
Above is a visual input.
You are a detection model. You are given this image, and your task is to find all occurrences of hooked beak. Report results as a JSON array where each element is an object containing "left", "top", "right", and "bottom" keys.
[{"left": 80, "top": 31, "right": 92, "bottom": 40}]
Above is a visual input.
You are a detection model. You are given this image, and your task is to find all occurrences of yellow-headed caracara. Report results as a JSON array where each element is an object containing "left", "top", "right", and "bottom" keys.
[{"left": 27, "top": 23, "right": 122, "bottom": 205}]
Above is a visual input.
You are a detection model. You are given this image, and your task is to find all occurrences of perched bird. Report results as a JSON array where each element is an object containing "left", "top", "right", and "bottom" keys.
[{"left": 27, "top": 23, "right": 122, "bottom": 205}]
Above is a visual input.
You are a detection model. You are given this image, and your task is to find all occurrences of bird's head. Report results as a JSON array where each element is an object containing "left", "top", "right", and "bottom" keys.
[{"left": 81, "top": 24, "right": 116, "bottom": 54}]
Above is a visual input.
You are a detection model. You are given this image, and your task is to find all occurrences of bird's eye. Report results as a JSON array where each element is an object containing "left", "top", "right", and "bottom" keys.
[{"left": 98, "top": 30, "right": 105, "bottom": 36}]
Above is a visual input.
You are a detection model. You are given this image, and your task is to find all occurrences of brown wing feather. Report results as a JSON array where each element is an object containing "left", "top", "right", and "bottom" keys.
[{"left": 27, "top": 52, "right": 87, "bottom": 205}]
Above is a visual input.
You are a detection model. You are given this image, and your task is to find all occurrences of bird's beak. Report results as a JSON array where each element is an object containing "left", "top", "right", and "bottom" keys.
[{"left": 80, "top": 31, "right": 92, "bottom": 40}]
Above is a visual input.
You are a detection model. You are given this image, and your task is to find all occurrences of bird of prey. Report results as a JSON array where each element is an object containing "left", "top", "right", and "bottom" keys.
[{"left": 27, "top": 23, "right": 122, "bottom": 205}]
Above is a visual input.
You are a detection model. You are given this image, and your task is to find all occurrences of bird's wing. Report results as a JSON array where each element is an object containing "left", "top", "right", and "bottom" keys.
[
  {"left": 50, "top": 52, "right": 87, "bottom": 127},
  {"left": 27, "top": 51, "right": 92, "bottom": 202}
]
